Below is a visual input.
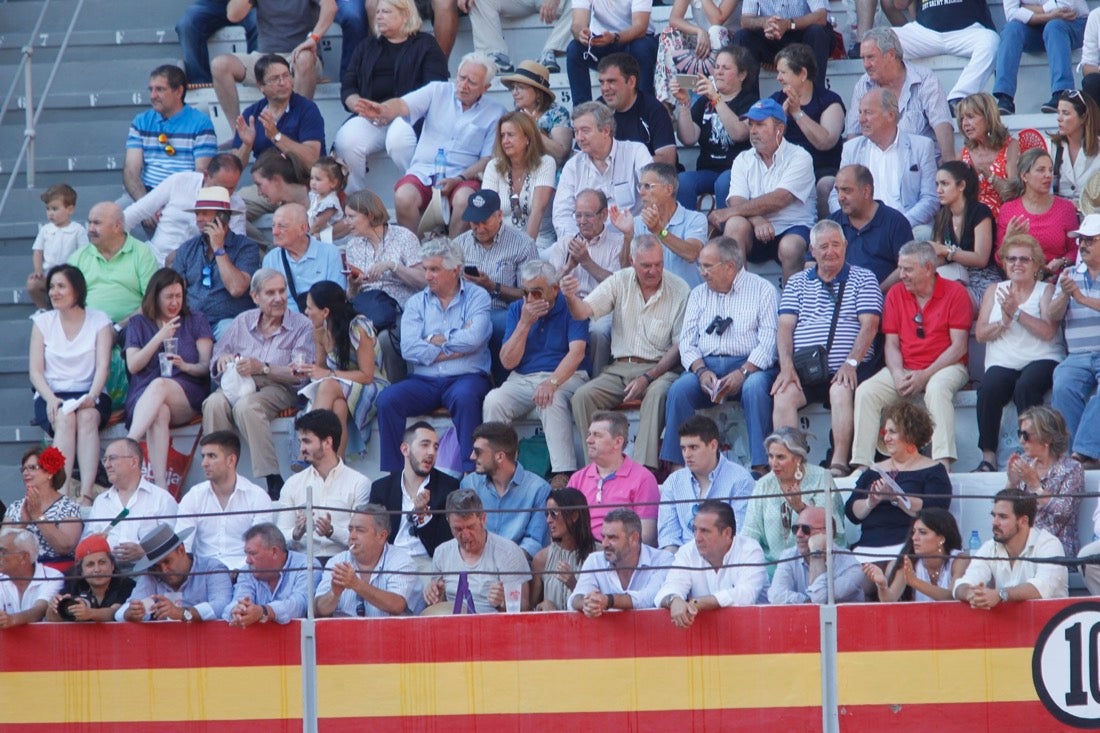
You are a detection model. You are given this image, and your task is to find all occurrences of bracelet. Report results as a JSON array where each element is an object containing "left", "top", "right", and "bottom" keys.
[
  {"left": 642, "top": 372, "right": 655, "bottom": 384},
  {"left": 309, "top": 32, "right": 321, "bottom": 44}
]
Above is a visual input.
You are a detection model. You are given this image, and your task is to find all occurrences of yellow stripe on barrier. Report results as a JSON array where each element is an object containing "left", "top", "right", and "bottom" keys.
[
  {"left": 317, "top": 653, "right": 824, "bottom": 718},
  {"left": 837, "top": 648, "right": 1037, "bottom": 706},
  {"left": 0, "top": 666, "right": 301, "bottom": 725}
]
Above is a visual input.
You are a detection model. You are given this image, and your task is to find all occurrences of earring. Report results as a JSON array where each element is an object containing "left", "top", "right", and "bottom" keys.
[{"left": 794, "top": 463, "right": 804, "bottom": 481}]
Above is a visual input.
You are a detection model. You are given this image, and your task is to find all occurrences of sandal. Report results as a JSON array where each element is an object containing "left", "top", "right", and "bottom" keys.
[
  {"left": 829, "top": 463, "right": 852, "bottom": 478},
  {"left": 973, "top": 460, "right": 996, "bottom": 473}
]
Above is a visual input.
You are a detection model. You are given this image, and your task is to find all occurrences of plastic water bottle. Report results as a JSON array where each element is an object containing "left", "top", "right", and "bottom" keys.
[
  {"left": 969, "top": 530, "right": 981, "bottom": 554},
  {"left": 433, "top": 148, "right": 447, "bottom": 189}
]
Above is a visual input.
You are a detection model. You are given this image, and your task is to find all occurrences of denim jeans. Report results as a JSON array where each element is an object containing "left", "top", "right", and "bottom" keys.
[
  {"left": 1051, "top": 351, "right": 1100, "bottom": 459},
  {"left": 176, "top": 0, "right": 258, "bottom": 84},
  {"left": 659, "top": 355, "right": 777, "bottom": 467},
  {"left": 335, "top": 0, "right": 369, "bottom": 78},
  {"left": 993, "top": 17, "right": 1086, "bottom": 98},
  {"left": 565, "top": 34, "right": 658, "bottom": 104}
]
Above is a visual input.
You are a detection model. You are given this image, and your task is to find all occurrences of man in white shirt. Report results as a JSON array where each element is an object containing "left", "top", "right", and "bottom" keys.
[
  {"left": 276, "top": 409, "right": 371, "bottom": 560},
  {"left": 82, "top": 438, "right": 178, "bottom": 567},
  {"left": 655, "top": 501, "right": 767, "bottom": 627},
  {"left": 0, "top": 529, "right": 64, "bottom": 628},
  {"left": 554, "top": 102, "right": 652, "bottom": 241},
  {"left": 708, "top": 99, "right": 816, "bottom": 283},
  {"left": 175, "top": 431, "right": 273, "bottom": 571},
  {"left": 954, "top": 489, "right": 1069, "bottom": 608},
  {"left": 570, "top": 508, "right": 673, "bottom": 616}
]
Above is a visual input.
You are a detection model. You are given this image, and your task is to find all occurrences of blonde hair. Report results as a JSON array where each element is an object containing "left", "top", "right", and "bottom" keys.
[{"left": 376, "top": 0, "right": 423, "bottom": 36}]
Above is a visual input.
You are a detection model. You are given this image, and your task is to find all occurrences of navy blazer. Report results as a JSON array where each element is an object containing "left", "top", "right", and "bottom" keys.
[{"left": 369, "top": 468, "right": 459, "bottom": 557}]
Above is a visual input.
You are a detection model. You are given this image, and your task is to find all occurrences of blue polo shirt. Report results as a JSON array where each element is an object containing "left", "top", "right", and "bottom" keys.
[
  {"left": 632, "top": 204, "right": 709, "bottom": 289},
  {"left": 172, "top": 231, "right": 261, "bottom": 324},
  {"left": 829, "top": 201, "right": 913, "bottom": 284},
  {"left": 127, "top": 106, "right": 217, "bottom": 189},
  {"left": 233, "top": 92, "right": 326, "bottom": 159},
  {"left": 504, "top": 292, "right": 591, "bottom": 375}
]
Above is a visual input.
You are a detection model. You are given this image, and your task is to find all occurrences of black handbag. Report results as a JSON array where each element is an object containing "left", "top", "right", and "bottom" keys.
[{"left": 792, "top": 280, "right": 845, "bottom": 387}]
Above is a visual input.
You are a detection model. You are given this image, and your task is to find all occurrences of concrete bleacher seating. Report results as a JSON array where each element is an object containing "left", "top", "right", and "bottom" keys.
[{"left": 0, "top": 0, "right": 1097, "bottom": 532}]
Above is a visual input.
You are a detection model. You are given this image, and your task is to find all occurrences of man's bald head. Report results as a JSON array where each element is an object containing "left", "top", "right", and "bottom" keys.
[
  {"left": 87, "top": 202, "right": 126, "bottom": 249},
  {"left": 272, "top": 203, "right": 310, "bottom": 250}
]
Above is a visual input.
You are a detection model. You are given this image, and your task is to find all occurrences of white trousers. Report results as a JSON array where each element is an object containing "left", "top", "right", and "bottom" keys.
[
  {"left": 333, "top": 116, "right": 417, "bottom": 193},
  {"left": 892, "top": 22, "right": 999, "bottom": 100},
  {"left": 470, "top": 0, "right": 573, "bottom": 57}
]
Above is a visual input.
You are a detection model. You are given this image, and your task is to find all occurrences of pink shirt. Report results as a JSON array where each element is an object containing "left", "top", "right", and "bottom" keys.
[
  {"left": 995, "top": 197, "right": 1078, "bottom": 268},
  {"left": 568, "top": 456, "right": 659, "bottom": 538}
]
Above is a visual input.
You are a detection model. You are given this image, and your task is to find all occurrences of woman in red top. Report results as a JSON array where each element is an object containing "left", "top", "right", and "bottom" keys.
[{"left": 957, "top": 93, "right": 1018, "bottom": 222}]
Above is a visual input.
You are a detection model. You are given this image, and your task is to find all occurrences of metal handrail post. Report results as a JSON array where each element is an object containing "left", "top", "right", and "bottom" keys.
[{"left": 23, "top": 46, "right": 35, "bottom": 188}]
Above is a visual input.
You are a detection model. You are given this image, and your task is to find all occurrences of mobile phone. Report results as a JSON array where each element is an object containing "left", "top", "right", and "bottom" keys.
[
  {"left": 675, "top": 74, "right": 699, "bottom": 91},
  {"left": 463, "top": 265, "right": 480, "bottom": 276}
]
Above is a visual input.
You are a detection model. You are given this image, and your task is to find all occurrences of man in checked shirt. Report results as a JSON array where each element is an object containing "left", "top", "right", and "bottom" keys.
[{"left": 659, "top": 236, "right": 778, "bottom": 476}]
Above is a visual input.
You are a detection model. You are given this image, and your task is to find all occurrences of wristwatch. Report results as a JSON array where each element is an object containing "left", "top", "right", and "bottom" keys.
[
  {"left": 790, "top": 19, "right": 796, "bottom": 30},
  {"left": 605, "top": 593, "right": 616, "bottom": 609},
  {"left": 273, "top": 132, "right": 283, "bottom": 143},
  {"left": 739, "top": 366, "right": 750, "bottom": 378},
  {"left": 658, "top": 227, "right": 670, "bottom": 240},
  {"left": 260, "top": 605, "right": 270, "bottom": 623},
  {"left": 998, "top": 588, "right": 1009, "bottom": 603},
  {"left": 213, "top": 248, "right": 226, "bottom": 257},
  {"left": 182, "top": 608, "right": 194, "bottom": 622},
  {"left": 262, "top": 362, "right": 271, "bottom": 375},
  {"left": 845, "top": 358, "right": 859, "bottom": 368},
  {"left": 549, "top": 376, "right": 561, "bottom": 386}
]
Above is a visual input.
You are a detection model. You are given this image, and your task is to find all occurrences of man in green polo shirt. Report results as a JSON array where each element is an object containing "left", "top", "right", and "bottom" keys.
[{"left": 69, "top": 202, "right": 158, "bottom": 325}]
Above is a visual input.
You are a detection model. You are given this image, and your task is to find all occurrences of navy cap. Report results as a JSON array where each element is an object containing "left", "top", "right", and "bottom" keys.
[{"left": 461, "top": 189, "right": 502, "bottom": 223}]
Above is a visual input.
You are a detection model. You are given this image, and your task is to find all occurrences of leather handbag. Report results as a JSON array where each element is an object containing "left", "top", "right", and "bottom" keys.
[{"left": 792, "top": 280, "right": 845, "bottom": 387}]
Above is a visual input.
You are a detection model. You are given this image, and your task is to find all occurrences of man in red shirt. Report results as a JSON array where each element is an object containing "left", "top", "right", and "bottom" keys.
[{"left": 850, "top": 240, "right": 971, "bottom": 469}]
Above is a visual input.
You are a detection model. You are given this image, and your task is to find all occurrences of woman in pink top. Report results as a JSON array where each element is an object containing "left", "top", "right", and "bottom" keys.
[{"left": 997, "top": 148, "right": 1078, "bottom": 279}]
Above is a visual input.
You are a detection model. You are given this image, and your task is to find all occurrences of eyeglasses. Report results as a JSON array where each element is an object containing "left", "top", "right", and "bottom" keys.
[
  {"left": 20, "top": 464, "right": 40, "bottom": 473},
  {"left": 1004, "top": 255, "right": 1032, "bottom": 264},
  {"left": 697, "top": 260, "right": 730, "bottom": 273},
  {"left": 103, "top": 453, "right": 136, "bottom": 464},
  {"left": 637, "top": 182, "right": 666, "bottom": 192},
  {"left": 201, "top": 264, "right": 213, "bottom": 288},
  {"left": 522, "top": 287, "right": 546, "bottom": 299},
  {"left": 595, "top": 475, "right": 613, "bottom": 503},
  {"left": 545, "top": 509, "right": 562, "bottom": 519},
  {"left": 1018, "top": 429, "right": 1032, "bottom": 443},
  {"left": 573, "top": 211, "right": 602, "bottom": 221},
  {"left": 792, "top": 524, "right": 823, "bottom": 536},
  {"left": 263, "top": 72, "right": 292, "bottom": 85},
  {"left": 820, "top": 280, "right": 838, "bottom": 303},
  {"left": 913, "top": 310, "right": 925, "bottom": 339},
  {"left": 157, "top": 133, "right": 176, "bottom": 156}
]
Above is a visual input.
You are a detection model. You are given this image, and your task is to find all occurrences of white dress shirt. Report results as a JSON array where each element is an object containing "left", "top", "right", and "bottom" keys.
[
  {"left": 82, "top": 479, "right": 178, "bottom": 550},
  {"left": 276, "top": 461, "right": 371, "bottom": 557},
  {"left": 0, "top": 564, "right": 64, "bottom": 613},
  {"left": 953, "top": 527, "right": 1069, "bottom": 600},
  {"left": 654, "top": 536, "right": 768, "bottom": 608},
  {"left": 176, "top": 474, "right": 274, "bottom": 570},
  {"left": 569, "top": 544, "right": 674, "bottom": 609}
]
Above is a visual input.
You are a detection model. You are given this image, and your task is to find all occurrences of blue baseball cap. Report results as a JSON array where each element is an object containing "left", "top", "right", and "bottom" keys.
[{"left": 741, "top": 98, "right": 787, "bottom": 124}]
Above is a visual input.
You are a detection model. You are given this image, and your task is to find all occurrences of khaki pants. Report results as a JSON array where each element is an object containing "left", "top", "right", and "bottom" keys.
[
  {"left": 202, "top": 381, "right": 298, "bottom": 478},
  {"left": 851, "top": 364, "right": 969, "bottom": 466},
  {"left": 484, "top": 371, "right": 588, "bottom": 472}
]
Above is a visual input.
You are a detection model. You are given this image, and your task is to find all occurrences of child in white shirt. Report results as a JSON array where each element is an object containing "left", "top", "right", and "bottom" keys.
[{"left": 26, "top": 183, "right": 88, "bottom": 310}]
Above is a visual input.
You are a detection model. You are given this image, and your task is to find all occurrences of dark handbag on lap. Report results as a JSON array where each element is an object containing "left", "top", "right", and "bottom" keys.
[{"left": 792, "top": 280, "right": 845, "bottom": 387}]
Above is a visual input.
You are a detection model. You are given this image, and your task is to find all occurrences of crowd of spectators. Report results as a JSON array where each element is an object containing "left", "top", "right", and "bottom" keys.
[{"left": 7, "top": 0, "right": 1100, "bottom": 626}]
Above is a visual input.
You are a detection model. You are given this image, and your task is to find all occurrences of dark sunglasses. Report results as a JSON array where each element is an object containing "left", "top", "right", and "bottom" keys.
[
  {"left": 1017, "top": 429, "right": 1032, "bottom": 443},
  {"left": 792, "top": 524, "right": 818, "bottom": 536},
  {"left": 913, "top": 310, "right": 925, "bottom": 339}
]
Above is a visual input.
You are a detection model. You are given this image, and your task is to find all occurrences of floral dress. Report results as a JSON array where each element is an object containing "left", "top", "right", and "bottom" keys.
[{"left": 1014, "top": 455, "right": 1084, "bottom": 556}]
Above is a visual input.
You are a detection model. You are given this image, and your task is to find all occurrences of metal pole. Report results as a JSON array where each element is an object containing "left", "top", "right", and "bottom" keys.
[
  {"left": 820, "top": 479, "right": 839, "bottom": 732},
  {"left": 22, "top": 46, "right": 34, "bottom": 188},
  {"left": 301, "top": 476, "right": 319, "bottom": 733}
]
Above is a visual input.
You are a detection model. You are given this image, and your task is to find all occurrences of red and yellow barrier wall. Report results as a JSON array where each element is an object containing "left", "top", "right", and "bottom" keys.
[{"left": 0, "top": 599, "right": 1090, "bottom": 731}]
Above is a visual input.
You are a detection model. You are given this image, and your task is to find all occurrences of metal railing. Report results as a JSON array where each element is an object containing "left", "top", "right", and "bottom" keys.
[{"left": 0, "top": 0, "right": 85, "bottom": 218}]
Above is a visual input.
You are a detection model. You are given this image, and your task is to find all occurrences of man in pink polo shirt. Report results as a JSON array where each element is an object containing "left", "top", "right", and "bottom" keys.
[
  {"left": 850, "top": 240, "right": 972, "bottom": 470},
  {"left": 567, "top": 410, "right": 659, "bottom": 545}
]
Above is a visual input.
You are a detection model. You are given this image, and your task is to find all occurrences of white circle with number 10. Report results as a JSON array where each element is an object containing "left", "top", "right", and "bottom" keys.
[{"left": 1033, "top": 601, "right": 1100, "bottom": 728}]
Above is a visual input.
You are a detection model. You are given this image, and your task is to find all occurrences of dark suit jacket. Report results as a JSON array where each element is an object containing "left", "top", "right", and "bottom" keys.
[{"left": 369, "top": 469, "right": 459, "bottom": 557}]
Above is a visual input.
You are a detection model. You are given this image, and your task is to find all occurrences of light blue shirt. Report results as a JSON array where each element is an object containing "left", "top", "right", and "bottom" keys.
[
  {"left": 401, "top": 282, "right": 492, "bottom": 377},
  {"left": 316, "top": 545, "right": 424, "bottom": 617},
  {"left": 657, "top": 456, "right": 756, "bottom": 549},
  {"left": 262, "top": 239, "right": 348, "bottom": 312},
  {"left": 632, "top": 203, "right": 709, "bottom": 288},
  {"left": 402, "top": 81, "right": 506, "bottom": 185},
  {"left": 116, "top": 555, "right": 232, "bottom": 621},
  {"left": 767, "top": 546, "right": 866, "bottom": 605},
  {"left": 461, "top": 463, "right": 551, "bottom": 558},
  {"left": 223, "top": 550, "right": 321, "bottom": 624}
]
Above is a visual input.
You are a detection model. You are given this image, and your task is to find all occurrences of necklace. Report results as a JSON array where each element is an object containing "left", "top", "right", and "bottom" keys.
[{"left": 506, "top": 168, "right": 530, "bottom": 228}]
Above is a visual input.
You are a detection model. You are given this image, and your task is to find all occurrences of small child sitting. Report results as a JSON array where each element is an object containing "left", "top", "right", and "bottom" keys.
[{"left": 26, "top": 184, "right": 87, "bottom": 310}]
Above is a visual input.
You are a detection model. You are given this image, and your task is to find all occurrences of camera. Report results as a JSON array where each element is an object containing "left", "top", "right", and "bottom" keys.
[{"left": 56, "top": 597, "right": 82, "bottom": 622}]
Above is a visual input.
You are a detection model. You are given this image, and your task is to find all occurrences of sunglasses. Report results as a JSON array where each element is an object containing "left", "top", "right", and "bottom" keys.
[
  {"left": 1004, "top": 255, "right": 1032, "bottom": 264},
  {"left": 523, "top": 287, "right": 546, "bottom": 299},
  {"left": 792, "top": 524, "right": 819, "bottom": 536},
  {"left": 201, "top": 264, "right": 213, "bottom": 288},
  {"left": 913, "top": 310, "right": 925, "bottom": 339},
  {"left": 545, "top": 509, "right": 562, "bottom": 519},
  {"left": 157, "top": 133, "right": 176, "bottom": 156},
  {"left": 1017, "top": 429, "right": 1032, "bottom": 443}
]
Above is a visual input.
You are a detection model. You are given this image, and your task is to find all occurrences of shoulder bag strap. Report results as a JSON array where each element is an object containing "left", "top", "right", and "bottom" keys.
[{"left": 824, "top": 280, "right": 846, "bottom": 355}]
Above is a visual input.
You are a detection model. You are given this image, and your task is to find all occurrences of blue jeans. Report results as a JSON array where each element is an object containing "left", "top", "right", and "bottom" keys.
[
  {"left": 677, "top": 169, "right": 719, "bottom": 210},
  {"left": 659, "top": 355, "right": 777, "bottom": 467},
  {"left": 375, "top": 373, "right": 492, "bottom": 473},
  {"left": 565, "top": 34, "right": 658, "bottom": 104},
  {"left": 489, "top": 307, "right": 509, "bottom": 386},
  {"left": 993, "top": 17, "right": 1086, "bottom": 98},
  {"left": 335, "top": 0, "right": 369, "bottom": 78},
  {"left": 1051, "top": 351, "right": 1100, "bottom": 459},
  {"left": 176, "top": 0, "right": 258, "bottom": 84}
]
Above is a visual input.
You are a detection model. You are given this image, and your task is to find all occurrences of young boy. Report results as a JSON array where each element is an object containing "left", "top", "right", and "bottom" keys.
[{"left": 26, "top": 184, "right": 87, "bottom": 310}]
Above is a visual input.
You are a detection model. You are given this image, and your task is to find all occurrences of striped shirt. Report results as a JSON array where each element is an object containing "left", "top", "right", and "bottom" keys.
[
  {"left": 585, "top": 267, "right": 690, "bottom": 360},
  {"left": 1063, "top": 263, "right": 1100, "bottom": 354},
  {"left": 126, "top": 106, "right": 217, "bottom": 190},
  {"left": 456, "top": 225, "right": 539, "bottom": 310},
  {"left": 679, "top": 269, "right": 778, "bottom": 370},
  {"left": 553, "top": 139, "right": 653, "bottom": 240},
  {"left": 779, "top": 263, "right": 883, "bottom": 371},
  {"left": 545, "top": 227, "right": 626, "bottom": 297},
  {"left": 845, "top": 64, "right": 952, "bottom": 158}
]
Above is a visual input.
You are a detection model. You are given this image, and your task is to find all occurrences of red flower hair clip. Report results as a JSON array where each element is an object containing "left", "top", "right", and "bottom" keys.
[{"left": 38, "top": 446, "right": 65, "bottom": 475}]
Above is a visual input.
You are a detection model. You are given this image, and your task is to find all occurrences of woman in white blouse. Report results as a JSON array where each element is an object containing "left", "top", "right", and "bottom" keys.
[
  {"left": 481, "top": 111, "right": 557, "bottom": 248},
  {"left": 1049, "top": 89, "right": 1100, "bottom": 203}
]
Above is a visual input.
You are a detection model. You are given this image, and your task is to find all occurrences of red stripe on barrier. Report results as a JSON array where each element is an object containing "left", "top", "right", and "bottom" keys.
[
  {"left": 0, "top": 721, "right": 297, "bottom": 733},
  {"left": 317, "top": 708, "right": 824, "bottom": 733},
  {"left": 836, "top": 700, "right": 1074, "bottom": 731},
  {"left": 836, "top": 598, "right": 1080, "bottom": 652},
  {"left": 0, "top": 622, "right": 301, "bottom": 673},
  {"left": 314, "top": 606, "right": 821, "bottom": 664}
]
